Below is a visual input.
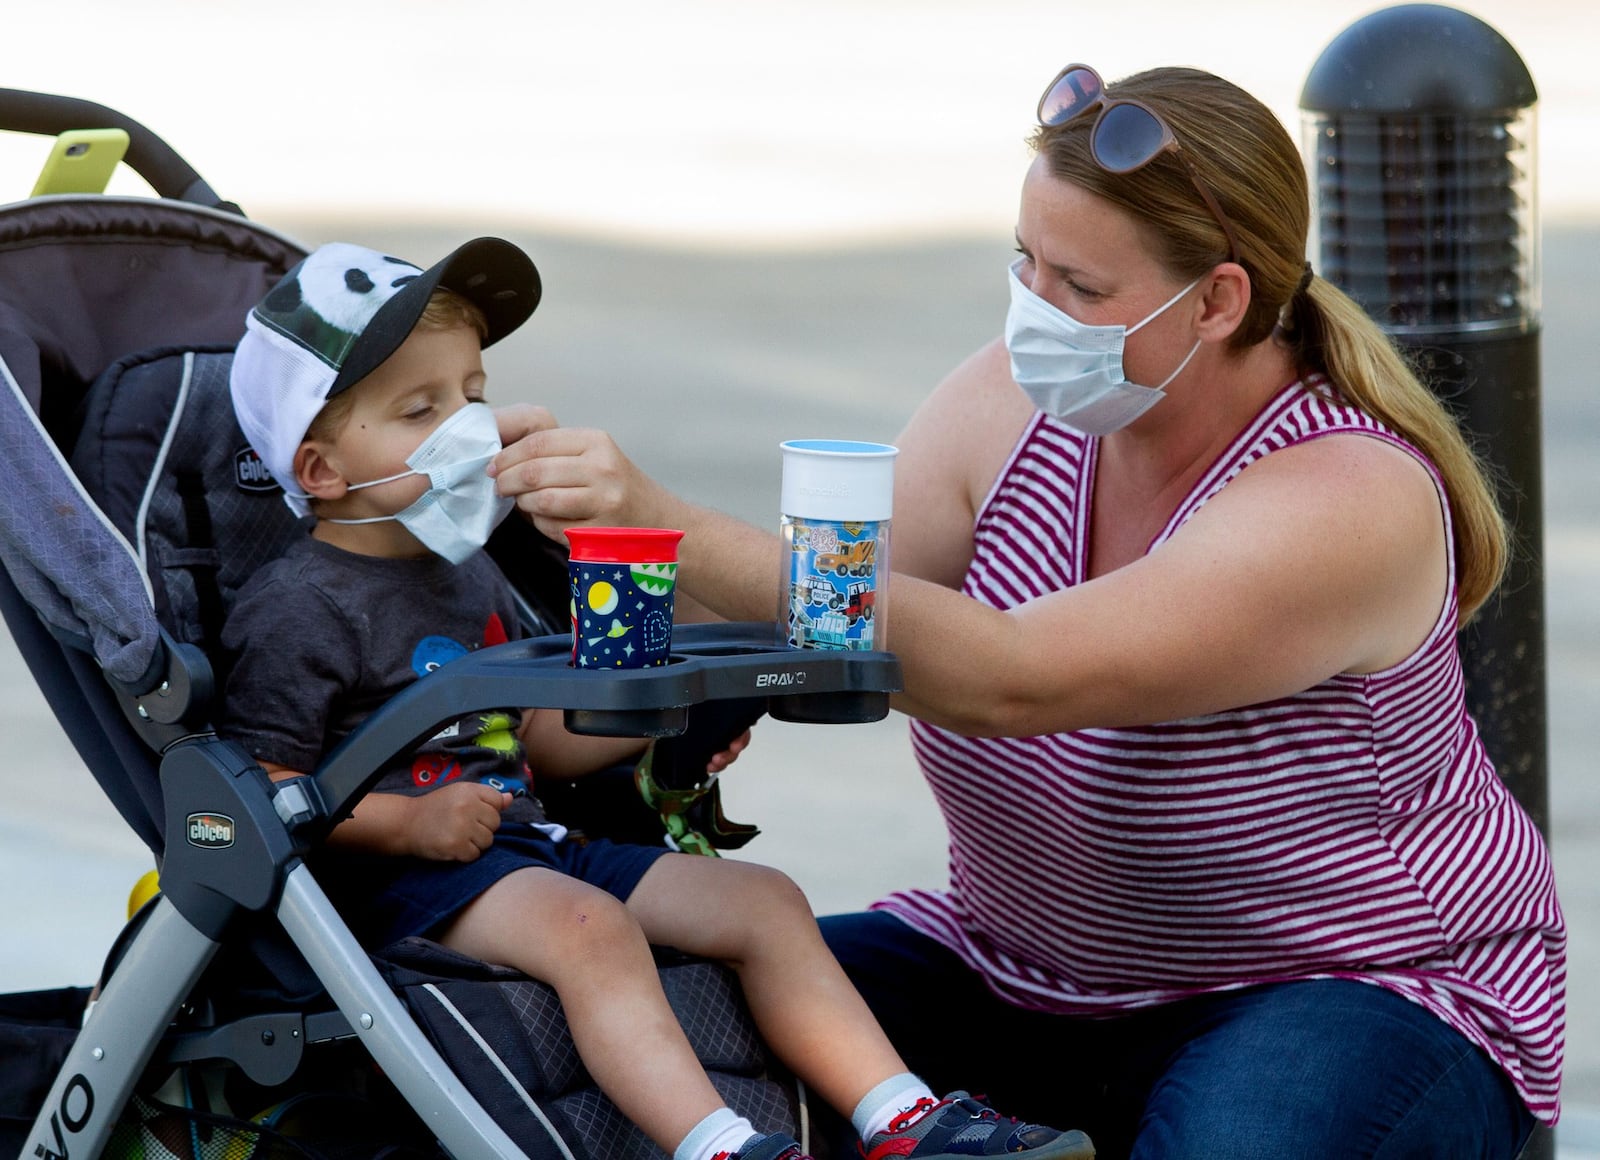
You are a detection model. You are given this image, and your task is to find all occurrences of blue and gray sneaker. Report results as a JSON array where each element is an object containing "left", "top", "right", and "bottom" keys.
[
  {"left": 715, "top": 1131, "right": 812, "bottom": 1160},
  {"left": 860, "top": 1092, "right": 1093, "bottom": 1159}
]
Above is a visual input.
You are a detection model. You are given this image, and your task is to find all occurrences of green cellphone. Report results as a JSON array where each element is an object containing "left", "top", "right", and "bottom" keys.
[{"left": 30, "top": 127, "right": 130, "bottom": 197}]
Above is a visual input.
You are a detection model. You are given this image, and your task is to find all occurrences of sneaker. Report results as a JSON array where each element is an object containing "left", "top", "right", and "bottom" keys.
[
  {"left": 715, "top": 1131, "right": 813, "bottom": 1160},
  {"left": 860, "top": 1092, "right": 1094, "bottom": 1159}
]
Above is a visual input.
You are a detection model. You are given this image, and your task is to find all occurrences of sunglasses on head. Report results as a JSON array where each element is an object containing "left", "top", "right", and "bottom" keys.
[{"left": 1037, "top": 63, "right": 1243, "bottom": 265}]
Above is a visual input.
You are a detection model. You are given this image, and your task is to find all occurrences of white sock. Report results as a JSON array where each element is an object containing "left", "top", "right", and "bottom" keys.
[
  {"left": 675, "top": 1107, "right": 758, "bottom": 1160},
  {"left": 852, "top": 1073, "right": 938, "bottom": 1142}
]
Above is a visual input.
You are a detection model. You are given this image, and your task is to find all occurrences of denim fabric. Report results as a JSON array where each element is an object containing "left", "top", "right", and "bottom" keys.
[{"left": 819, "top": 910, "right": 1535, "bottom": 1159}]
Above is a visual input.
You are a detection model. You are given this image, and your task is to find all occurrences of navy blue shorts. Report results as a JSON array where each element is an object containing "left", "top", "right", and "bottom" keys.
[{"left": 317, "top": 825, "right": 671, "bottom": 949}]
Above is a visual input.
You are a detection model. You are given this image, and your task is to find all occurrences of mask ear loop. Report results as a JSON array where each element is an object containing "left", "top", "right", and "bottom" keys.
[
  {"left": 1125, "top": 277, "right": 1201, "bottom": 336},
  {"left": 1125, "top": 277, "right": 1204, "bottom": 392},
  {"left": 1152, "top": 339, "right": 1202, "bottom": 391},
  {"left": 290, "top": 466, "right": 422, "bottom": 524},
  {"left": 301, "top": 402, "right": 495, "bottom": 505}
]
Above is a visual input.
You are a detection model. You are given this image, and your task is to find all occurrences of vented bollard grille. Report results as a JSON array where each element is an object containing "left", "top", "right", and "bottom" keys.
[
  {"left": 1302, "top": 8, "right": 1547, "bottom": 1156},
  {"left": 1309, "top": 108, "right": 1536, "bottom": 331}
]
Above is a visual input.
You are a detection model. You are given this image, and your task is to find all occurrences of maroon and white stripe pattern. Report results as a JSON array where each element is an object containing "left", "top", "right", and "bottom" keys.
[{"left": 878, "top": 378, "right": 1565, "bottom": 1122}]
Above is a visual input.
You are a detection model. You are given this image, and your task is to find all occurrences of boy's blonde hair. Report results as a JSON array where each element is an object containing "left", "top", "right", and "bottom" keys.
[{"left": 306, "top": 288, "right": 489, "bottom": 443}]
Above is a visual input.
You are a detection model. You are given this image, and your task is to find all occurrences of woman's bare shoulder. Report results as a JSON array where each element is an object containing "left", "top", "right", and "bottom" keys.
[
  {"left": 890, "top": 339, "right": 1037, "bottom": 584},
  {"left": 901, "top": 339, "right": 1035, "bottom": 483}
]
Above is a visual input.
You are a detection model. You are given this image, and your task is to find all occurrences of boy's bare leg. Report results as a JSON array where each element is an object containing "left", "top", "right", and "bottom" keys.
[
  {"left": 626, "top": 855, "right": 910, "bottom": 1121},
  {"left": 440, "top": 867, "right": 727, "bottom": 1153}
]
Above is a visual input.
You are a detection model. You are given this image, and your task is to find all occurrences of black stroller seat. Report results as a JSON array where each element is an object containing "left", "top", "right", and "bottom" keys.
[{"left": 0, "top": 88, "right": 900, "bottom": 1160}]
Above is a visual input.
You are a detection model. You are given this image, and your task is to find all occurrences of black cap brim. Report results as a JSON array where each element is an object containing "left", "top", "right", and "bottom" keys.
[{"left": 328, "top": 236, "right": 541, "bottom": 397}]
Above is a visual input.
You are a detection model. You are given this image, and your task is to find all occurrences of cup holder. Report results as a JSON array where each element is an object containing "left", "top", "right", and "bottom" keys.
[
  {"left": 563, "top": 705, "right": 691, "bottom": 738},
  {"left": 766, "top": 689, "right": 891, "bottom": 725}
]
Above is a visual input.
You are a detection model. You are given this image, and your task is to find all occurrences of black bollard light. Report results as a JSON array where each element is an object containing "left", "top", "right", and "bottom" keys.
[
  {"left": 1301, "top": 8, "right": 1549, "bottom": 1157},
  {"left": 1301, "top": 4, "right": 1544, "bottom": 823}
]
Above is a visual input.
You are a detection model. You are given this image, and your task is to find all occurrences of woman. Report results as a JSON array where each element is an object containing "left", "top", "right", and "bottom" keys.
[{"left": 491, "top": 65, "right": 1563, "bottom": 1158}]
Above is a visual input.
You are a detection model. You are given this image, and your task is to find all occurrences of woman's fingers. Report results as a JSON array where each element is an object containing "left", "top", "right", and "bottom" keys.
[
  {"left": 493, "top": 426, "right": 617, "bottom": 488},
  {"left": 492, "top": 402, "right": 560, "bottom": 450},
  {"left": 493, "top": 426, "right": 647, "bottom": 527}
]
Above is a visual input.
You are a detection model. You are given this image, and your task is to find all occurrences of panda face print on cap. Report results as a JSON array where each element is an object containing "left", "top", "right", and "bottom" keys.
[{"left": 250, "top": 243, "right": 425, "bottom": 375}]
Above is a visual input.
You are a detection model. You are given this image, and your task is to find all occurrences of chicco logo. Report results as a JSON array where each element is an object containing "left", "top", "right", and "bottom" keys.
[
  {"left": 234, "top": 447, "right": 279, "bottom": 494},
  {"left": 186, "top": 813, "right": 236, "bottom": 849}
]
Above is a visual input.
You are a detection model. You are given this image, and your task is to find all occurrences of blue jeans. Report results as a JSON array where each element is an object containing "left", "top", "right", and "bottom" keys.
[{"left": 820, "top": 911, "right": 1536, "bottom": 1159}]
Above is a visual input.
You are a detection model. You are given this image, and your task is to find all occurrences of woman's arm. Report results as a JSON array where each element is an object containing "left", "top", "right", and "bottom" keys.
[
  {"left": 490, "top": 342, "right": 1031, "bottom": 617},
  {"left": 495, "top": 421, "right": 784, "bottom": 622},
  {"left": 491, "top": 367, "right": 1445, "bottom": 738},
  {"left": 882, "top": 431, "right": 1448, "bottom": 734}
]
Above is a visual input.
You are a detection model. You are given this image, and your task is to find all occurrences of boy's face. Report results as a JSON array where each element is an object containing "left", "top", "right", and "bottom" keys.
[{"left": 301, "top": 321, "right": 487, "bottom": 543}]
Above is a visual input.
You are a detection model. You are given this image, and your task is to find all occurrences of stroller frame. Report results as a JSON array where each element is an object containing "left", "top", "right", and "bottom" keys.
[
  {"left": 1, "top": 87, "right": 900, "bottom": 1159},
  {"left": 19, "top": 626, "right": 893, "bottom": 1160}
]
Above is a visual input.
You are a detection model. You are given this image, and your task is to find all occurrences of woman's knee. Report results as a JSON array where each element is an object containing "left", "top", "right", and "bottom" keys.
[{"left": 1129, "top": 981, "right": 1532, "bottom": 1160}]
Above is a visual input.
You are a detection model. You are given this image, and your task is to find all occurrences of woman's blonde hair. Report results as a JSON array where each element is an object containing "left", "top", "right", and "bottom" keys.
[{"left": 1029, "top": 67, "right": 1508, "bottom": 623}]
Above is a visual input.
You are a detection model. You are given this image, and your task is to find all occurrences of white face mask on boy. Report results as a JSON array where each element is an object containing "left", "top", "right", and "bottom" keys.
[
  {"left": 318, "top": 402, "right": 513, "bottom": 565},
  {"left": 1003, "top": 258, "right": 1202, "bottom": 435}
]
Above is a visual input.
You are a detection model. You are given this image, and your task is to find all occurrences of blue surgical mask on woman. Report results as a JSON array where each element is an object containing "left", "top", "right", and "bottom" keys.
[
  {"left": 317, "top": 402, "right": 513, "bottom": 564},
  {"left": 1003, "top": 258, "right": 1202, "bottom": 435}
]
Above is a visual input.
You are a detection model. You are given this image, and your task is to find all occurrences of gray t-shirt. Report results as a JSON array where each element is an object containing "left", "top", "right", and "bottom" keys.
[{"left": 219, "top": 532, "right": 547, "bottom": 824}]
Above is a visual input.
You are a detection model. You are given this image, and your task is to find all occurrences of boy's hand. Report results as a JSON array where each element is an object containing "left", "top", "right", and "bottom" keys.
[
  {"left": 405, "top": 782, "right": 512, "bottom": 862},
  {"left": 647, "top": 699, "right": 766, "bottom": 789},
  {"left": 706, "top": 729, "right": 752, "bottom": 775}
]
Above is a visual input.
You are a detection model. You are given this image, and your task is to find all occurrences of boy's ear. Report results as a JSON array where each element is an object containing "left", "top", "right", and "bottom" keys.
[{"left": 293, "top": 440, "right": 348, "bottom": 501}]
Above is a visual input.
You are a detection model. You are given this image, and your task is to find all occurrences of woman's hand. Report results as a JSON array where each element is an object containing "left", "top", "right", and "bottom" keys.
[
  {"left": 492, "top": 407, "right": 785, "bottom": 625},
  {"left": 490, "top": 422, "right": 670, "bottom": 541},
  {"left": 493, "top": 402, "right": 560, "bottom": 447}
]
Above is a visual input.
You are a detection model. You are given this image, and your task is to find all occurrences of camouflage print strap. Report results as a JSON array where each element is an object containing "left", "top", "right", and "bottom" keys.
[{"left": 634, "top": 747, "right": 719, "bottom": 857}]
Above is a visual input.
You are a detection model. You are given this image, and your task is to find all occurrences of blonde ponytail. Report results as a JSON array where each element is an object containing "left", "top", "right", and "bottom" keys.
[{"left": 1289, "top": 279, "right": 1509, "bottom": 623}]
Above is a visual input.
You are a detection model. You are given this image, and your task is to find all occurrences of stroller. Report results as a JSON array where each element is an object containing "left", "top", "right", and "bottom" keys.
[{"left": 0, "top": 89, "right": 899, "bottom": 1159}]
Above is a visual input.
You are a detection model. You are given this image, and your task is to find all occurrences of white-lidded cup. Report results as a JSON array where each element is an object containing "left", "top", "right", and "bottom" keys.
[{"left": 778, "top": 440, "right": 897, "bottom": 651}]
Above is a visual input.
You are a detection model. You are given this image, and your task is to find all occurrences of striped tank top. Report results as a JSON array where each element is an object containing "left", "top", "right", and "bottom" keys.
[{"left": 876, "top": 378, "right": 1566, "bottom": 1122}]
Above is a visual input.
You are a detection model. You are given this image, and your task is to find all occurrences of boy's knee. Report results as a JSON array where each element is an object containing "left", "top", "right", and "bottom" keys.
[
  {"left": 734, "top": 862, "right": 811, "bottom": 918},
  {"left": 543, "top": 882, "right": 644, "bottom": 957}
]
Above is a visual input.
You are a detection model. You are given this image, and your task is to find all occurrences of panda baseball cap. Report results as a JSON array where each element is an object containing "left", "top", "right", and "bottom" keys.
[{"left": 230, "top": 236, "right": 541, "bottom": 514}]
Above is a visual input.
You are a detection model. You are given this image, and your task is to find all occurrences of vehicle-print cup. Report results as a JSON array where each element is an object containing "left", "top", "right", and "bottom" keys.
[{"left": 778, "top": 440, "right": 896, "bottom": 651}]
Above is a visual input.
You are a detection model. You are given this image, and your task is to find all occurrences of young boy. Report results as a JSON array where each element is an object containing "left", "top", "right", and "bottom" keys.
[{"left": 221, "top": 238, "right": 1094, "bottom": 1160}]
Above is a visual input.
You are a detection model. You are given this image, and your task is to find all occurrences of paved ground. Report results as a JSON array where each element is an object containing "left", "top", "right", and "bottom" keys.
[{"left": 2, "top": 215, "right": 1595, "bottom": 1149}]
